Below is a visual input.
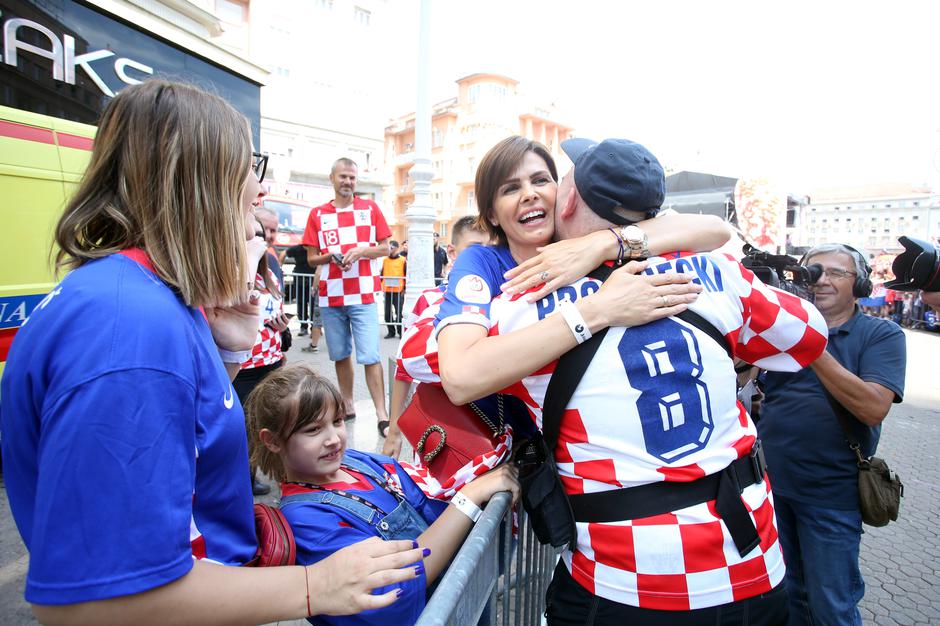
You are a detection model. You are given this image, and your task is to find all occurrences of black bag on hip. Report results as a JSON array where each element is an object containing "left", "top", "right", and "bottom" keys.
[
  {"left": 857, "top": 455, "right": 903, "bottom": 527},
  {"left": 514, "top": 433, "right": 576, "bottom": 549}
]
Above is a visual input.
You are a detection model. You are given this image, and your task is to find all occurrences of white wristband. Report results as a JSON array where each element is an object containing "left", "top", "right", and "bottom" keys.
[
  {"left": 558, "top": 301, "right": 592, "bottom": 344},
  {"left": 451, "top": 492, "right": 483, "bottom": 523},
  {"left": 218, "top": 348, "right": 251, "bottom": 364}
]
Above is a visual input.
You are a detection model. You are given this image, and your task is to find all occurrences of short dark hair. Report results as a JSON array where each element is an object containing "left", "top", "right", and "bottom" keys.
[
  {"left": 389, "top": 240, "right": 399, "bottom": 247},
  {"left": 451, "top": 215, "right": 486, "bottom": 247},
  {"left": 474, "top": 136, "right": 557, "bottom": 246}
]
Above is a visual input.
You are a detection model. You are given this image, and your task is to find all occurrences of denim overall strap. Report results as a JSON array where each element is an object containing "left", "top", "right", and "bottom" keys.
[
  {"left": 280, "top": 454, "right": 430, "bottom": 540},
  {"left": 280, "top": 490, "right": 379, "bottom": 525}
]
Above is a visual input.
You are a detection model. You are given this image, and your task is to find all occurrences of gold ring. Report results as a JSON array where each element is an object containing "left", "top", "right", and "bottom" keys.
[
  {"left": 539, "top": 270, "right": 550, "bottom": 282},
  {"left": 661, "top": 295, "right": 669, "bottom": 308}
]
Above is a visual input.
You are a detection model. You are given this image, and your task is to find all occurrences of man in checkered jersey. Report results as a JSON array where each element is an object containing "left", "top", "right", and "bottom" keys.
[
  {"left": 302, "top": 157, "right": 391, "bottom": 425},
  {"left": 417, "top": 138, "right": 829, "bottom": 624}
]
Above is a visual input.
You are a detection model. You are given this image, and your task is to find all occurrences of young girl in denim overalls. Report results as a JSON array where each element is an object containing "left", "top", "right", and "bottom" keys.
[{"left": 246, "top": 363, "right": 519, "bottom": 626}]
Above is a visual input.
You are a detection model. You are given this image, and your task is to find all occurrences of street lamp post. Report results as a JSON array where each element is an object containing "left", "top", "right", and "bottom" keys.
[{"left": 403, "top": 0, "right": 435, "bottom": 314}]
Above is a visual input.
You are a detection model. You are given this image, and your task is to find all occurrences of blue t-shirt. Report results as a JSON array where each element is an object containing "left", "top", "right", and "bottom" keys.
[
  {"left": 280, "top": 450, "right": 446, "bottom": 626},
  {"left": 435, "top": 244, "right": 516, "bottom": 332},
  {"left": 433, "top": 244, "right": 536, "bottom": 439},
  {"left": 758, "top": 309, "right": 906, "bottom": 510},
  {"left": 1, "top": 255, "right": 256, "bottom": 604}
]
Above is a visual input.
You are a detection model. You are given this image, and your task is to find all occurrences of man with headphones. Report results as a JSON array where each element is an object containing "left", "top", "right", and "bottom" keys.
[{"left": 757, "top": 243, "right": 907, "bottom": 626}]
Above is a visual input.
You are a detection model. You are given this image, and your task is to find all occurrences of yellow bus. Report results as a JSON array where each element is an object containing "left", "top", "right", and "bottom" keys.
[{"left": 0, "top": 0, "right": 264, "bottom": 378}]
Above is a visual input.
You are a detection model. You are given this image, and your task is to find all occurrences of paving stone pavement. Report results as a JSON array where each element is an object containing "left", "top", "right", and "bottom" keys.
[{"left": 1, "top": 322, "right": 938, "bottom": 625}]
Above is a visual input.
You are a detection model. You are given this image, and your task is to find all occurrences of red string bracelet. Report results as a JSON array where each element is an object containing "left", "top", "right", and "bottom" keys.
[{"left": 304, "top": 565, "right": 311, "bottom": 616}]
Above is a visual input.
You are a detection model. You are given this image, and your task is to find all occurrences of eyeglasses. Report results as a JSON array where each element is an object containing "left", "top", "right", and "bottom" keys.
[
  {"left": 252, "top": 151, "right": 269, "bottom": 183},
  {"left": 821, "top": 267, "right": 858, "bottom": 280}
]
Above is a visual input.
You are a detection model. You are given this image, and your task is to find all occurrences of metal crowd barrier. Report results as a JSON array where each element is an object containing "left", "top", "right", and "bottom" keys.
[
  {"left": 282, "top": 269, "right": 404, "bottom": 333},
  {"left": 416, "top": 492, "right": 561, "bottom": 626}
]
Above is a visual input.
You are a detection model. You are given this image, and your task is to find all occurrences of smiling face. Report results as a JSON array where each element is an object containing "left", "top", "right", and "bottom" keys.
[
  {"left": 330, "top": 163, "right": 358, "bottom": 201},
  {"left": 279, "top": 399, "right": 348, "bottom": 484},
  {"left": 491, "top": 151, "right": 557, "bottom": 260},
  {"left": 807, "top": 251, "right": 860, "bottom": 319}
]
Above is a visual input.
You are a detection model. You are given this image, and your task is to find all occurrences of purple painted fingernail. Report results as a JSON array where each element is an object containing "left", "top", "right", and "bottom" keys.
[
  {"left": 414, "top": 564, "right": 425, "bottom": 577},
  {"left": 422, "top": 547, "right": 431, "bottom": 557},
  {"left": 412, "top": 540, "right": 419, "bottom": 549},
  {"left": 396, "top": 588, "right": 404, "bottom": 598}
]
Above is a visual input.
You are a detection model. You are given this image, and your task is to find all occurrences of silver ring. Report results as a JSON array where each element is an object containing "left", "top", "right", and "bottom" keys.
[
  {"left": 661, "top": 295, "right": 669, "bottom": 308},
  {"left": 538, "top": 270, "right": 550, "bottom": 282}
]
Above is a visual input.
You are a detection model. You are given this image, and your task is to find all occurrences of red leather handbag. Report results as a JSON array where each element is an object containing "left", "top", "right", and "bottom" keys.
[
  {"left": 398, "top": 384, "right": 504, "bottom": 482},
  {"left": 248, "top": 503, "right": 296, "bottom": 567}
]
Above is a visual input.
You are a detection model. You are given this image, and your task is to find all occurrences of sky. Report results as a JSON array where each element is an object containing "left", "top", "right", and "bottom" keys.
[{"left": 382, "top": 0, "right": 940, "bottom": 193}]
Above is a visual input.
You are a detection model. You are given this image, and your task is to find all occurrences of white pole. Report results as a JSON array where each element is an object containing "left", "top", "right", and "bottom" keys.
[{"left": 403, "top": 0, "right": 435, "bottom": 314}]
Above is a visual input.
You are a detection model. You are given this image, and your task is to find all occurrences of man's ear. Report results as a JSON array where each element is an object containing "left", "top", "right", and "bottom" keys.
[
  {"left": 559, "top": 186, "right": 579, "bottom": 220},
  {"left": 259, "top": 428, "right": 283, "bottom": 453},
  {"left": 446, "top": 243, "right": 456, "bottom": 261}
]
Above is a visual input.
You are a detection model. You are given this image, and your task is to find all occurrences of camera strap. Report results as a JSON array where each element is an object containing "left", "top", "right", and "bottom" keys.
[{"left": 541, "top": 262, "right": 760, "bottom": 557}]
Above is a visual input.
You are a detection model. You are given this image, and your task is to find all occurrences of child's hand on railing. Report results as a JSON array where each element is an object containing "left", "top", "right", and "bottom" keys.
[{"left": 460, "top": 463, "right": 520, "bottom": 507}]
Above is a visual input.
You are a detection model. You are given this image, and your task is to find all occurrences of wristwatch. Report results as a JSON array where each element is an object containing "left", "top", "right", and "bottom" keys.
[
  {"left": 451, "top": 492, "right": 483, "bottom": 523},
  {"left": 620, "top": 224, "right": 650, "bottom": 259}
]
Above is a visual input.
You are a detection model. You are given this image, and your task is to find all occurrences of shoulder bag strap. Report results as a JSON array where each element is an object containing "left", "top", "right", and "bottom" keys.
[
  {"left": 542, "top": 265, "right": 612, "bottom": 450},
  {"left": 541, "top": 263, "right": 734, "bottom": 450},
  {"left": 822, "top": 388, "right": 867, "bottom": 464}
]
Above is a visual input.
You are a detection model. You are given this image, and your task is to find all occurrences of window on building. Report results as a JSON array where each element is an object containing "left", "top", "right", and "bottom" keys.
[
  {"left": 275, "top": 67, "right": 290, "bottom": 77},
  {"left": 885, "top": 203, "right": 892, "bottom": 208},
  {"left": 834, "top": 206, "right": 840, "bottom": 211},
  {"left": 432, "top": 128, "right": 443, "bottom": 148},
  {"left": 316, "top": 0, "right": 333, "bottom": 9},
  {"left": 468, "top": 84, "right": 480, "bottom": 104},
  {"left": 914, "top": 201, "right": 920, "bottom": 206},
  {"left": 354, "top": 6, "right": 371, "bottom": 25},
  {"left": 215, "top": 0, "right": 247, "bottom": 22},
  {"left": 467, "top": 191, "right": 475, "bottom": 210}
]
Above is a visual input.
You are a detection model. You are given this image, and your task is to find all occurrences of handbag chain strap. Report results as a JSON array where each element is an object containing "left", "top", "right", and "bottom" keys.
[{"left": 467, "top": 394, "right": 505, "bottom": 435}]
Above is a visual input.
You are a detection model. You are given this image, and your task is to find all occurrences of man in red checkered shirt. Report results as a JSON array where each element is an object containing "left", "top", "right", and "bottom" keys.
[{"left": 302, "top": 157, "right": 391, "bottom": 425}]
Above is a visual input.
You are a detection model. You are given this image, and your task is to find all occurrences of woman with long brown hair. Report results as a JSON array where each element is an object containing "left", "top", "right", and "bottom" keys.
[{"left": 0, "top": 80, "right": 423, "bottom": 625}]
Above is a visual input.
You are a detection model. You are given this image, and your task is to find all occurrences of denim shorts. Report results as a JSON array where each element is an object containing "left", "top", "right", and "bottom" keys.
[{"left": 321, "top": 303, "right": 381, "bottom": 365}]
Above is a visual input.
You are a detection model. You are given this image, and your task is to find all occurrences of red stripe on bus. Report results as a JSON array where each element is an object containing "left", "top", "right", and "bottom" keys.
[
  {"left": 0, "top": 119, "right": 55, "bottom": 145},
  {"left": 0, "top": 327, "right": 17, "bottom": 362},
  {"left": 57, "top": 132, "right": 94, "bottom": 151}
]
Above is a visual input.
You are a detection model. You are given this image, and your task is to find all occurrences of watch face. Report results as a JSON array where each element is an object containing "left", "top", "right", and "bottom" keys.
[{"left": 623, "top": 225, "right": 645, "bottom": 245}]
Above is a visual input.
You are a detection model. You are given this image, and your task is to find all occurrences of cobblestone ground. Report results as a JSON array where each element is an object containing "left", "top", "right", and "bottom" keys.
[{"left": 1, "top": 325, "right": 938, "bottom": 625}]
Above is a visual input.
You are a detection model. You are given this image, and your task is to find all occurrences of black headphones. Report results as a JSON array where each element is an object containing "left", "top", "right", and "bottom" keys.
[{"left": 800, "top": 244, "right": 873, "bottom": 298}]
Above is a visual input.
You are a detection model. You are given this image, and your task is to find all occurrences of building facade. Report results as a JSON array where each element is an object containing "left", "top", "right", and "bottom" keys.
[
  {"left": 210, "top": 0, "right": 396, "bottom": 207},
  {"left": 383, "top": 73, "right": 574, "bottom": 241},
  {"left": 797, "top": 183, "right": 940, "bottom": 254}
]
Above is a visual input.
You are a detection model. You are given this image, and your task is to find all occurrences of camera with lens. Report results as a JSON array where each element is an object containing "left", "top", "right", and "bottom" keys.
[
  {"left": 884, "top": 236, "right": 940, "bottom": 292},
  {"left": 740, "top": 243, "right": 822, "bottom": 303}
]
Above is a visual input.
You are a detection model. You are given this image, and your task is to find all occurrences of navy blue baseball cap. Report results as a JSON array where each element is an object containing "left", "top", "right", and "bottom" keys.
[{"left": 561, "top": 137, "right": 665, "bottom": 224}]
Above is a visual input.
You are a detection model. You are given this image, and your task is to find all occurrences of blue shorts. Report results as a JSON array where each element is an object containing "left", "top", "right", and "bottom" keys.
[{"left": 321, "top": 303, "right": 381, "bottom": 365}]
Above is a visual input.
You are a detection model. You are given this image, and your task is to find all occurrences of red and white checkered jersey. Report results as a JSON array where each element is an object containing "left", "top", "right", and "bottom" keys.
[
  {"left": 397, "top": 287, "right": 445, "bottom": 384},
  {"left": 241, "top": 269, "right": 283, "bottom": 369},
  {"left": 402, "top": 251, "right": 829, "bottom": 610},
  {"left": 301, "top": 198, "right": 392, "bottom": 307}
]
